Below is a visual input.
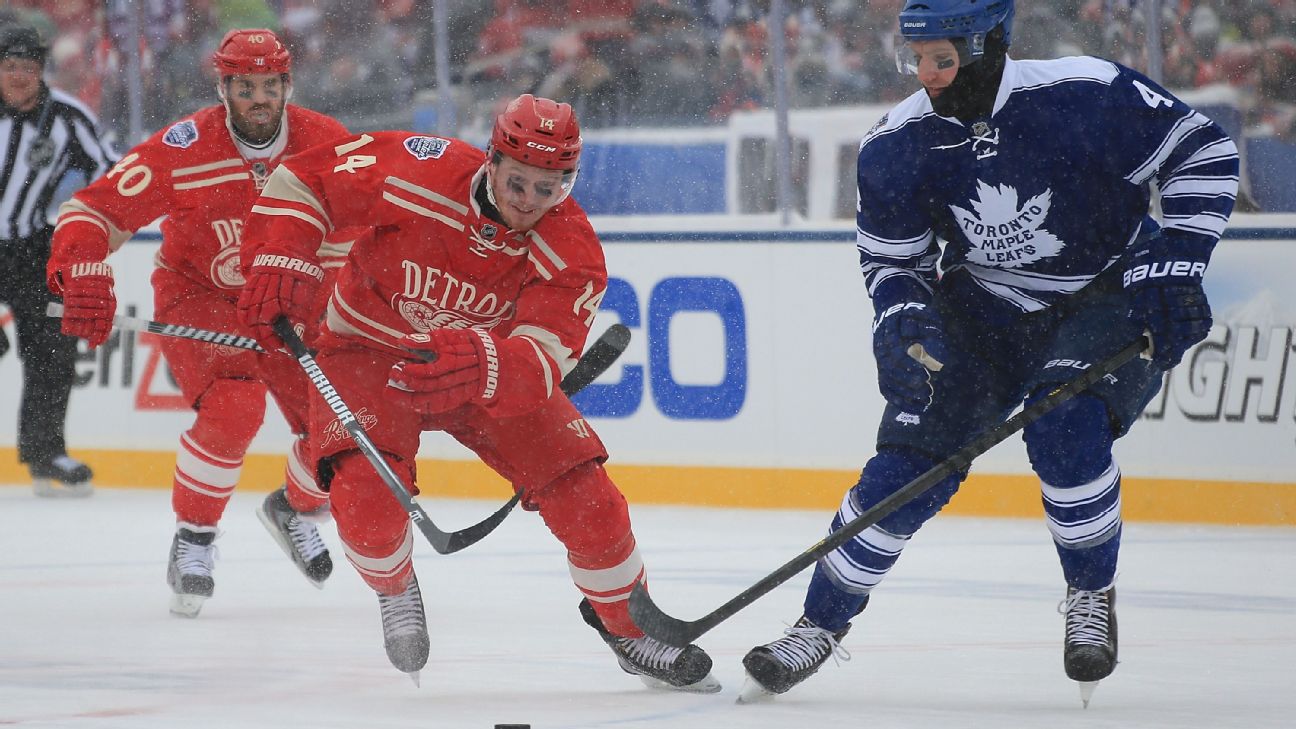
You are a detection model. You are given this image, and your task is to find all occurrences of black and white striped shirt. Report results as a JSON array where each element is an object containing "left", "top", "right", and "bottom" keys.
[{"left": 1, "top": 84, "right": 116, "bottom": 241}]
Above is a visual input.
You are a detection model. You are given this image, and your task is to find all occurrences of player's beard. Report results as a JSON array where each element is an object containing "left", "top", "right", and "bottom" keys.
[
  {"left": 930, "top": 32, "right": 1008, "bottom": 123},
  {"left": 231, "top": 100, "right": 285, "bottom": 146}
]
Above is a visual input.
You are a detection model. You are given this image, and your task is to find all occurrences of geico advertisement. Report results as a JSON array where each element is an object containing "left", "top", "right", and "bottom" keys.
[{"left": 0, "top": 236, "right": 1291, "bottom": 482}]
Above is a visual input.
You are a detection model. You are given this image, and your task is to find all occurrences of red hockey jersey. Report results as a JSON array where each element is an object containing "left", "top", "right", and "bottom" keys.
[
  {"left": 50, "top": 104, "right": 351, "bottom": 298},
  {"left": 240, "top": 131, "right": 607, "bottom": 377}
]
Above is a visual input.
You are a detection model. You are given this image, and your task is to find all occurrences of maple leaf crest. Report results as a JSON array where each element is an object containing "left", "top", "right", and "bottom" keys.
[{"left": 950, "top": 181, "right": 1065, "bottom": 269}]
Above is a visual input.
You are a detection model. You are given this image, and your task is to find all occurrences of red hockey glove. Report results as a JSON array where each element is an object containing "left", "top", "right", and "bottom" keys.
[
  {"left": 387, "top": 328, "right": 558, "bottom": 417},
  {"left": 237, "top": 248, "right": 324, "bottom": 349},
  {"left": 53, "top": 261, "right": 116, "bottom": 348}
]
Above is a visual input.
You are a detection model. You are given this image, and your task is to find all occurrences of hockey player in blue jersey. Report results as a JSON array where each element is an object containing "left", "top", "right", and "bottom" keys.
[{"left": 739, "top": 0, "right": 1237, "bottom": 706}]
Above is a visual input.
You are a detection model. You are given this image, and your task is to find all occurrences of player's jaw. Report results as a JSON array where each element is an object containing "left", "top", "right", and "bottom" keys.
[{"left": 230, "top": 99, "right": 285, "bottom": 144}]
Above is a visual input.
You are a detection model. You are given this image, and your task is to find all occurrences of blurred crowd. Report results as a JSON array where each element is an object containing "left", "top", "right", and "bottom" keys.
[{"left": 3, "top": 0, "right": 1294, "bottom": 141}]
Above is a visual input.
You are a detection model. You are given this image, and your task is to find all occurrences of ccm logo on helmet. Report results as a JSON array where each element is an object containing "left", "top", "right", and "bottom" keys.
[
  {"left": 525, "top": 141, "right": 558, "bottom": 152},
  {"left": 1123, "top": 260, "right": 1207, "bottom": 286}
]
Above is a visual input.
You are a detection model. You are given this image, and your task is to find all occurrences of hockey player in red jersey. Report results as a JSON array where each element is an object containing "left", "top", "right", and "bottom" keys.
[
  {"left": 235, "top": 94, "right": 720, "bottom": 690},
  {"left": 47, "top": 29, "right": 356, "bottom": 618}
]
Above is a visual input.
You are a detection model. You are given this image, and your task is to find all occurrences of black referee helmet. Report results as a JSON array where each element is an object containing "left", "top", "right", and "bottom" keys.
[{"left": 0, "top": 23, "right": 48, "bottom": 65}]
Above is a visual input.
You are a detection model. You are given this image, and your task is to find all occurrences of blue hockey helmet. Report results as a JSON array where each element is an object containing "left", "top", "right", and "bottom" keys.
[{"left": 897, "top": 0, "right": 1014, "bottom": 73}]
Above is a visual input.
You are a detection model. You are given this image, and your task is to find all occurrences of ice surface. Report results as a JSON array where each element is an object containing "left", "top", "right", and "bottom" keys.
[{"left": 1, "top": 486, "right": 1293, "bottom": 728}]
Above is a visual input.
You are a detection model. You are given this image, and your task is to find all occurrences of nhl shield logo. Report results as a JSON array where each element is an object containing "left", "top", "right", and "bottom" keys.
[
  {"left": 162, "top": 120, "right": 200, "bottom": 149},
  {"left": 251, "top": 161, "right": 269, "bottom": 189},
  {"left": 480, "top": 223, "right": 497, "bottom": 241},
  {"left": 403, "top": 135, "right": 450, "bottom": 161}
]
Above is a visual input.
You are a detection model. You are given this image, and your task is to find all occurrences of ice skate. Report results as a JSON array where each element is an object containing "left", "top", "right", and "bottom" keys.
[
  {"left": 30, "top": 455, "right": 94, "bottom": 498},
  {"left": 579, "top": 598, "right": 721, "bottom": 694},
  {"left": 1060, "top": 584, "right": 1118, "bottom": 707},
  {"left": 167, "top": 524, "right": 218, "bottom": 618},
  {"left": 378, "top": 573, "right": 430, "bottom": 684},
  {"left": 739, "top": 616, "right": 852, "bottom": 703},
  {"left": 256, "top": 486, "right": 333, "bottom": 588}
]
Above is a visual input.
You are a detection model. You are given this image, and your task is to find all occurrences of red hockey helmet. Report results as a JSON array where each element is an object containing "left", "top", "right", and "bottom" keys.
[
  {"left": 212, "top": 29, "right": 291, "bottom": 77},
  {"left": 490, "top": 94, "right": 582, "bottom": 172}
]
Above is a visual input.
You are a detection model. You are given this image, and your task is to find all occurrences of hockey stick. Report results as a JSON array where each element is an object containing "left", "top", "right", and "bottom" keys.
[
  {"left": 48, "top": 302, "right": 631, "bottom": 554},
  {"left": 628, "top": 335, "right": 1151, "bottom": 647},
  {"left": 274, "top": 318, "right": 514, "bottom": 555},
  {"left": 272, "top": 318, "right": 633, "bottom": 555},
  {"left": 48, "top": 301, "right": 631, "bottom": 397},
  {"left": 561, "top": 323, "right": 631, "bottom": 396},
  {"left": 47, "top": 302, "right": 265, "bottom": 351},
  {"left": 49, "top": 300, "right": 632, "bottom": 394}
]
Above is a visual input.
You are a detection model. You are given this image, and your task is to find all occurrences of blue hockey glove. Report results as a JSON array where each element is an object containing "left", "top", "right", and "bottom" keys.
[
  {"left": 1123, "top": 235, "right": 1213, "bottom": 370},
  {"left": 872, "top": 300, "right": 949, "bottom": 413}
]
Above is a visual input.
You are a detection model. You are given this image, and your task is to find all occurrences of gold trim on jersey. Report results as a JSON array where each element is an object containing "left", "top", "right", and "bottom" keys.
[
  {"left": 381, "top": 191, "right": 465, "bottom": 232},
  {"left": 250, "top": 203, "right": 327, "bottom": 235},
  {"left": 262, "top": 165, "right": 333, "bottom": 230},
  {"left": 384, "top": 175, "right": 469, "bottom": 215},
  {"left": 171, "top": 158, "right": 244, "bottom": 177},
  {"left": 326, "top": 291, "right": 407, "bottom": 348},
  {"left": 511, "top": 324, "right": 576, "bottom": 378},
  {"left": 173, "top": 172, "right": 251, "bottom": 190},
  {"left": 525, "top": 229, "right": 567, "bottom": 281},
  {"left": 54, "top": 198, "right": 133, "bottom": 250}
]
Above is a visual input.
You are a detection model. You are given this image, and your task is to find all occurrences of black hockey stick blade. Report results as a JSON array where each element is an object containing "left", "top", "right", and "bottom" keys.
[
  {"left": 273, "top": 318, "right": 518, "bottom": 555},
  {"left": 629, "top": 336, "right": 1151, "bottom": 647},
  {"left": 561, "top": 323, "right": 631, "bottom": 396},
  {"left": 47, "top": 302, "right": 266, "bottom": 351}
]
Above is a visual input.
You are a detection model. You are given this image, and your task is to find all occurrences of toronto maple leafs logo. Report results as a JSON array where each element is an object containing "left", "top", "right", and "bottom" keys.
[
  {"left": 949, "top": 181, "right": 1064, "bottom": 268},
  {"left": 162, "top": 120, "right": 199, "bottom": 148}
]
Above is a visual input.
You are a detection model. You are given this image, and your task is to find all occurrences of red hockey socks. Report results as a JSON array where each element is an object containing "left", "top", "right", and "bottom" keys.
[
  {"left": 530, "top": 460, "right": 646, "bottom": 637},
  {"left": 328, "top": 451, "right": 416, "bottom": 595},
  {"left": 171, "top": 379, "right": 265, "bottom": 525}
]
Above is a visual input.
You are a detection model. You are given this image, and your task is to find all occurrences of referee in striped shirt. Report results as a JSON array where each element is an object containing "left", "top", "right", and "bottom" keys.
[{"left": 0, "top": 23, "right": 116, "bottom": 496}]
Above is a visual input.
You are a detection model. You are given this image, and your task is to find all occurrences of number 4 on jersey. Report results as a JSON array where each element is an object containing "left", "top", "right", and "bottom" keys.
[{"left": 1132, "top": 79, "right": 1171, "bottom": 109}]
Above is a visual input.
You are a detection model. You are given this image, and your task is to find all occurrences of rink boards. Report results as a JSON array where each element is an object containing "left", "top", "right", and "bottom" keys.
[{"left": 2, "top": 214, "right": 1293, "bottom": 525}]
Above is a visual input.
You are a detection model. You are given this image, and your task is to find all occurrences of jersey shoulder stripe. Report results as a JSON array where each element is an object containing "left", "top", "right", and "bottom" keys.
[
  {"left": 860, "top": 91, "right": 935, "bottom": 151},
  {"left": 1008, "top": 56, "right": 1119, "bottom": 94}
]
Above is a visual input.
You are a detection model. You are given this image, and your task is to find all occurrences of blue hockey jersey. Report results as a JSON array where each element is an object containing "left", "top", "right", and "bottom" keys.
[{"left": 856, "top": 56, "right": 1239, "bottom": 321}]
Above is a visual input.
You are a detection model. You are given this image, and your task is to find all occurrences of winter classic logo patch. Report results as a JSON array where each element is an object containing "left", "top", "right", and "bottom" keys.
[
  {"left": 162, "top": 120, "right": 199, "bottom": 148},
  {"left": 403, "top": 136, "right": 450, "bottom": 160},
  {"left": 950, "top": 181, "right": 1064, "bottom": 268}
]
